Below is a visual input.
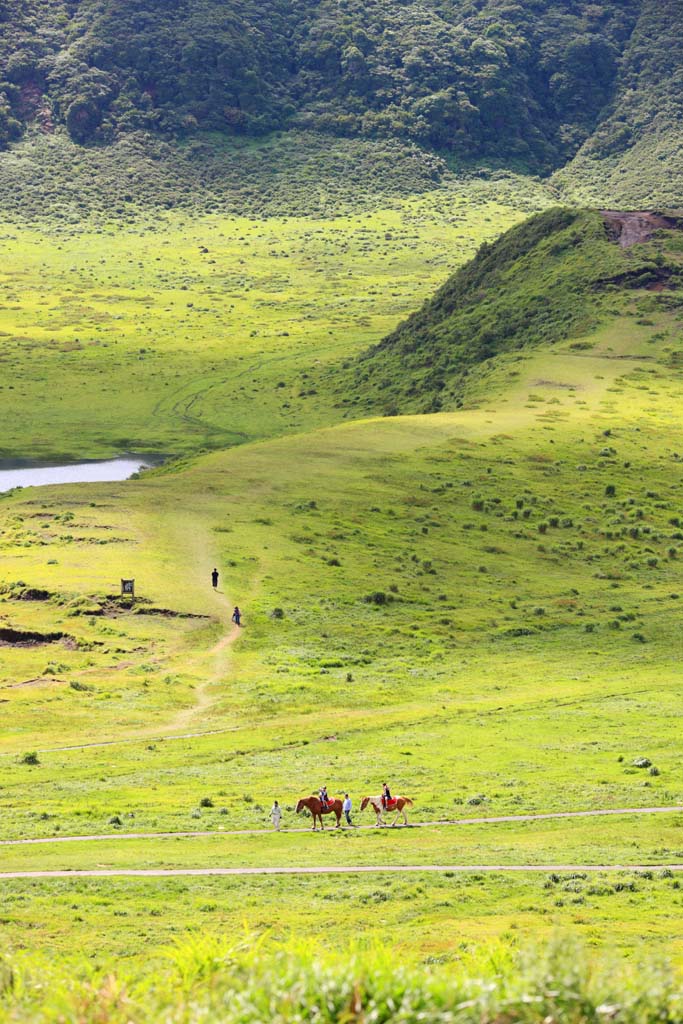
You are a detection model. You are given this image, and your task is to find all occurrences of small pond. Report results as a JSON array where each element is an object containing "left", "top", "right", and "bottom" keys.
[{"left": 0, "top": 456, "right": 162, "bottom": 494}]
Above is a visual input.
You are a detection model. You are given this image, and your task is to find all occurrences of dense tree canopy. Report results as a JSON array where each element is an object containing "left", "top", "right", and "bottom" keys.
[{"left": 2, "top": 0, "right": 673, "bottom": 173}]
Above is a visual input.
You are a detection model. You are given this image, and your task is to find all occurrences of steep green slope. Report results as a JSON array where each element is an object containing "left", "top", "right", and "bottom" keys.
[
  {"left": 335, "top": 208, "right": 682, "bottom": 415},
  {"left": 558, "top": 0, "right": 683, "bottom": 206}
]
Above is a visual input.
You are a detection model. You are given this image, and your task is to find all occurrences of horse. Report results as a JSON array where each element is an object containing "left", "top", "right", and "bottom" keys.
[
  {"left": 360, "top": 794, "right": 413, "bottom": 827},
  {"left": 295, "top": 795, "right": 343, "bottom": 831}
]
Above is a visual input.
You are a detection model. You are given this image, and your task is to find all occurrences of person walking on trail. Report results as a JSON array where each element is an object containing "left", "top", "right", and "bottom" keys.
[
  {"left": 211, "top": 568, "right": 219, "bottom": 589},
  {"left": 270, "top": 800, "right": 282, "bottom": 831},
  {"left": 342, "top": 793, "right": 353, "bottom": 826},
  {"left": 232, "top": 606, "right": 242, "bottom": 627}
]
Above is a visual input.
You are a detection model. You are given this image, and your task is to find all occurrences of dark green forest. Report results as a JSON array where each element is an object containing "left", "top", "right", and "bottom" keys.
[{"left": 0, "top": 0, "right": 676, "bottom": 175}]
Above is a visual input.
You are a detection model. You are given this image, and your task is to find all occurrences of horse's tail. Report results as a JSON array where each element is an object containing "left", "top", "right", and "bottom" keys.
[{"left": 403, "top": 797, "right": 414, "bottom": 807}]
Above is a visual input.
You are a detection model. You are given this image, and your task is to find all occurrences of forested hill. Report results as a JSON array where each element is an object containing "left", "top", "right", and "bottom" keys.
[{"left": 0, "top": 0, "right": 677, "bottom": 178}]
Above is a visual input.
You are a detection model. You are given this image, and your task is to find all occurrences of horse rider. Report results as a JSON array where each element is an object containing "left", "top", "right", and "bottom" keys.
[
  {"left": 319, "top": 785, "right": 329, "bottom": 809},
  {"left": 382, "top": 781, "right": 392, "bottom": 809}
]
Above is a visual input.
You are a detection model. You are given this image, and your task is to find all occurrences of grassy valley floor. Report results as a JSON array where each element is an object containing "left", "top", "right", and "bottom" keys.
[{"left": 0, "top": 175, "right": 552, "bottom": 461}]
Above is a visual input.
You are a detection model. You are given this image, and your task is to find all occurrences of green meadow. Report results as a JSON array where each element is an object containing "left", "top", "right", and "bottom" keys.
[
  {"left": 1, "top": 0, "right": 682, "bottom": 1010},
  {"left": 2, "top": 182, "right": 683, "bottom": 1017},
  {"left": 0, "top": 176, "right": 550, "bottom": 461}
]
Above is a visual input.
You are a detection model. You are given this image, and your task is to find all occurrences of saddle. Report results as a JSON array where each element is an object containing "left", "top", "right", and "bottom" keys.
[{"left": 383, "top": 798, "right": 397, "bottom": 811}]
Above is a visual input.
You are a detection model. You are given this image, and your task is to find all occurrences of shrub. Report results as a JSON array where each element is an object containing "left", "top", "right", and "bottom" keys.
[
  {"left": 20, "top": 751, "right": 39, "bottom": 765},
  {"left": 200, "top": 797, "right": 214, "bottom": 808}
]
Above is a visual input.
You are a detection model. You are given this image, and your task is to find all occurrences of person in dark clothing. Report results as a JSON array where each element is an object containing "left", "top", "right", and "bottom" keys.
[
  {"left": 211, "top": 568, "right": 219, "bottom": 589},
  {"left": 232, "top": 606, "right": 242, "bottom": 627},
  {"left": 382, "top": 782, "right": 392, "bottom": 809}
]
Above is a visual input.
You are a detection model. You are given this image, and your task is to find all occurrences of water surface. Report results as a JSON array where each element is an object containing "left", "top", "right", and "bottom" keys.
[{"left": 0, "top": 457, "right": 159, "bottom": 493}]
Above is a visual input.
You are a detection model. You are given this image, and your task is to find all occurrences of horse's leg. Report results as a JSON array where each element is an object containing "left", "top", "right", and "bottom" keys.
[
  {"left": 320, "top": 812, "right": 325, "bottom": 830},
  {"left": 335, "top": 812, "right": 341, "bottom": 829}
]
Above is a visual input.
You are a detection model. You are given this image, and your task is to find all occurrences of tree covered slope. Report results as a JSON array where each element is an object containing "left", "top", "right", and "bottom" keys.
[
  {"left": 558, "top": 0, "right": 683, "bottom": 206},
  {"left": 0, "top": 0, "right": 661, "bottom": 175}
]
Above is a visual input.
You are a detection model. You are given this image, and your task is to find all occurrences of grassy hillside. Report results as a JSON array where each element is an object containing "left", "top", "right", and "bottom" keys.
[
  {"left": 558, "top": 0, "right": 683, "bottom": 207},
  {"left": 0, "top": 3, "right": 682, "bottom": 1006},
  {"left": 2, "top": 229, "right": 683, "bottom": 976},
  {"left": 335, "top": 208, "right": 682, "bottom": 415}
]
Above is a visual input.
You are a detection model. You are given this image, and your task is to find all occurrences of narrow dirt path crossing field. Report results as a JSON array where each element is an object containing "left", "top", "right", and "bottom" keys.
[
  {"left": 1, "top": 864, "right": 682, "bottom": 880},
  {"left": 2, "top": 806, "right": 681, "bottom": 847}
]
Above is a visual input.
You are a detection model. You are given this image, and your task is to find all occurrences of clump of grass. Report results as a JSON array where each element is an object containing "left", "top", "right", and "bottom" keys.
[
  {"left": 69, "top": 680, "right": 93, "bottom": 692},
  {"left": 0, "top": 936, "right": 680, "bottom": 1023}
]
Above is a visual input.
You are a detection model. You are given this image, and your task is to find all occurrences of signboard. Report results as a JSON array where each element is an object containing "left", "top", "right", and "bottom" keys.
[{"left": 121, "top": 579, "right": 135, "bottom": 599}]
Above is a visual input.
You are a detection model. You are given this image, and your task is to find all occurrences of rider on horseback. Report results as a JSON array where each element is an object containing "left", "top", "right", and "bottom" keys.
[
  {"left": 382, "top": 782, "right": 392, "bottom": 809},
  {"left": 319, "top": 785, "right": 329, "bottom": 809}
]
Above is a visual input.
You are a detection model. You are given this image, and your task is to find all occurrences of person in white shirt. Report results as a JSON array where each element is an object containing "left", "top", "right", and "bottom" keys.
[
  {"left": 342, "top": 794, "right": 353, "bottom": 826},
  {"left": 270, "top": 800, "right": 282, "bottom": 831}
]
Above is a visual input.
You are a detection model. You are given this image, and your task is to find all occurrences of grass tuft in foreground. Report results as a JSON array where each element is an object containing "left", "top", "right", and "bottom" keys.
[{"left": 0, "top": 936, "right": 680, "bottom": 1023}]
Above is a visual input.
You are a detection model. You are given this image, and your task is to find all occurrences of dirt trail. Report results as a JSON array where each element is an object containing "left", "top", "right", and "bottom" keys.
[
  {"left": 1, "top": 806, "right": 680, "bottom": 848},
  {"left": 1, "top": 864, "right": 681, "bottom": 880},
  {"left": 170, "top": 621, "right": 240, "bottom": 733},
  {"left": 602, "top": 210, "right": 676, "bottom": 248}
]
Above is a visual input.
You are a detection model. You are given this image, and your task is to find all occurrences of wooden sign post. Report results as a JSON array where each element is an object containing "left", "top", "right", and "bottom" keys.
[{"left": 121, "top": 579, "right": 135, "bottom": 603}]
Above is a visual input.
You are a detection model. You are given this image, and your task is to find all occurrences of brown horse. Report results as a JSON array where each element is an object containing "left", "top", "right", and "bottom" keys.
[
  {"left": 360, "top": 795, "right": 413, "bottom": 826},
  {"left": 295, "top": 795, "right": 343, "bottom": 830}
]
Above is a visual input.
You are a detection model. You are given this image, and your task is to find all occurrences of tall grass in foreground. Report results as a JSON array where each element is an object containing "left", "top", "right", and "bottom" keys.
[{"left": 0, "top": 935, "right": 680, "bottom": 1023}]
